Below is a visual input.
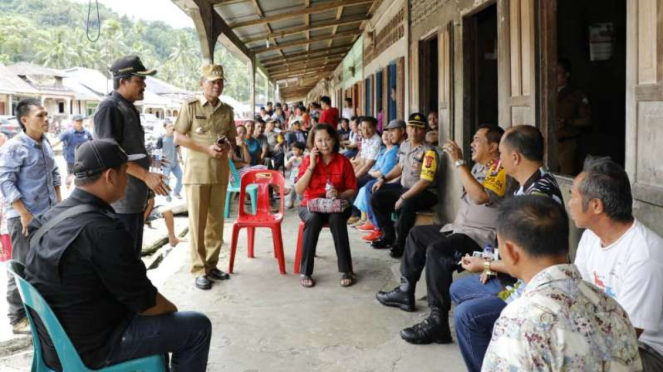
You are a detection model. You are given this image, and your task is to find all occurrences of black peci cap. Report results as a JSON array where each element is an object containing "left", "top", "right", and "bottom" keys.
[
  {"left": 110, "top": 55, "right": 157, "bottom": 77},
  {"left": 74, "top": 139, "right": 145, "bottom": 178}
]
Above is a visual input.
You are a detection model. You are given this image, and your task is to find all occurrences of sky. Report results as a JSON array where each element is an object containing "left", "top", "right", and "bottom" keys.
[{"left": 71, "top": 0, "right": 194, "bottom": 29}]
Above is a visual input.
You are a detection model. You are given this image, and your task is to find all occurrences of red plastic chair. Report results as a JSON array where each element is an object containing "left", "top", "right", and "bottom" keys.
[
  {"left": 293, "top": 220, "right": 329, "bottom": 274},
  {"left": 229, "top": 170, "right": 286, "bottom": 274}
]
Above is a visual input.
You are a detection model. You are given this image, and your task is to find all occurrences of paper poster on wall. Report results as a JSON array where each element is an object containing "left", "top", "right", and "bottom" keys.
[{"left": 589, "top": 23, "right": 614, "bottom": 61}]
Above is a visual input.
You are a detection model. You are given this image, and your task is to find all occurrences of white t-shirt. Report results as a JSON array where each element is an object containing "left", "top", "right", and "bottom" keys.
[
  {"left": 342, "top": 107, "right": 353, "bottom": 120},
  {"left": 360, "top": 133, "right": 382, "bottom": 161},
  {"left": 574, "top": 219, "right": 663, "bottom": 356}
]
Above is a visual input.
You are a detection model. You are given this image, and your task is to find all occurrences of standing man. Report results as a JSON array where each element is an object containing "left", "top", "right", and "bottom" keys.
[
  {"left": 342, "top": 98, "right": 354, "bottom": 120},
  {"left": 557, "top": 58, "right": 590, "bottom": 175},
  {"left": 174, "top": 64, "right": 235, "bottom": 290},
  {"left": 0, "top": 98, "right": 61, "bottom": 334},
  {"left": 157, "top": 120, "right": 183, "bottom": 202},
  {"left": 53, "top": 114, "right": 93, "bottom": 189},
  {"left": 319, "top": 96, "right": 339, "bottom": 129},
  {"left": 94, "top": 55, "right": 169, "bottom": 256}
]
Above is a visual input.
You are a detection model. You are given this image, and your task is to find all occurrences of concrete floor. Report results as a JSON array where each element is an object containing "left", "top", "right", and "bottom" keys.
[{"left": 0, "top": 202, "right": 467, "bottom": 371}]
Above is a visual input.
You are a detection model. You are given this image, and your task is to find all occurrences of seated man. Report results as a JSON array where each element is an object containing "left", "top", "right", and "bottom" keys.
[
  {"left": 449, "top": 125, "right": 563, "bottom": 371},
  {"left": 370, "top": 113, "right": 440, "bottom": 257},
  {"left": 376, "top": 124, "right": 507, "bottom": 344},
  {"left": 25, "top": 139, "right": 211, "bottom": 371},
  {"left": 570, "top": 157, "right": 663, "bottom": 371},
  {"left": 483, "top": 195, "right": 641, "bottom": 371},
  {"left": 347, "top": 116, "right": 382, "bottom": 225}
]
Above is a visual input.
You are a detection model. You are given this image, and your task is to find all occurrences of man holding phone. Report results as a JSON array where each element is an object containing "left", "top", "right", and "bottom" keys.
[{"left": 175, "top": 64, "right": 236, "bottom": 290}]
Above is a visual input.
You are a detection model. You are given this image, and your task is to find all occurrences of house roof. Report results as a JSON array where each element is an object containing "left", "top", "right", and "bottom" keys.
[
  {"left": 0, "top": 63, "right": 40, "bottom": 95},
  {"left": 145, "top": 76, "right": 191, "bottom": 96},
  {"left": 64, "top": 67, "right": 113, "bottom": 96},
  {"left": 172, "top": 0, "right": 380, "bottom": 100}
]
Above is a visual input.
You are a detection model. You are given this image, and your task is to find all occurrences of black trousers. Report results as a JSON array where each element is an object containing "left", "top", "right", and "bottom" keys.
[
  {"left": 298, "top": 206, "right": 353, "bottom": 276},
  {"left": 351, "top": 174, "right": 376, "bottom": 217},
  {"left": 117, "top": 212, "right": 145, "bottom": 258},
  {"left": 399, "top": 224, "right": 480, "bottom": 311},
  {"left": 370, "top": 187, "right": 438, "bottom": 248}
]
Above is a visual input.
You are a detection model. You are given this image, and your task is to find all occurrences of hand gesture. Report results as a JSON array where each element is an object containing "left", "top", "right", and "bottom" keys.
[
  {"left": 144, "top": 172, "right": 171, "bottom": 196},
  {"left": 309, "top": 147, "right": 320, "bottom": 169},
  {"left": 395, "top": 196, "right": 404, "bottom": 210},
  {"left": 20, "top": 211, "right": 33, "bottom": 237},
  {"left": 372, "top": 178, "right": 384, "bottom": 192},
  {"left": 206, "top": 144, "right": 226, "bottom": 158},
  {"left": 442, "top": 140, "right": 463, "bottom": 162},
  {"left": 460, "top": 254, "right": 485, "bottom": 273}
]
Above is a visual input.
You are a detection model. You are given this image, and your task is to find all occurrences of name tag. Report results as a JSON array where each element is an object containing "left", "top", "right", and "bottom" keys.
[{"left": 195, "top": 115, "right": 206, "bottom": 119}]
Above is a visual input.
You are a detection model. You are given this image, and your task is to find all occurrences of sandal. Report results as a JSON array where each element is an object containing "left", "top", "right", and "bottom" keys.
[
  {"left": 300, "top": 275, "right": 315, "bottom": 288},
  {"left": 340, "top": 272, "right": 356, "bottom": 287}
]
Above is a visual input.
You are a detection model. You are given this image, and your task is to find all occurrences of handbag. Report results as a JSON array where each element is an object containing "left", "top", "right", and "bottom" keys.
[{"left": 307, "top": 198, "right": 350, "bottom": 213}]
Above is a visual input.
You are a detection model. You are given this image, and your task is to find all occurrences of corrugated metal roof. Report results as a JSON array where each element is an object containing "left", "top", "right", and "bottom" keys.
[{"left": 0, "top": 64, "right": 39, "bottom": 95}]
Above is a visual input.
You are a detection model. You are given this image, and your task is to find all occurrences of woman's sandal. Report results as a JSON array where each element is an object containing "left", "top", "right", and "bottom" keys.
[
  {"left": 340, "top": 272, "right": 356, "bottom": 287},
  {"left": 300, "top": 275, "right": 315, "bottom": 288}
]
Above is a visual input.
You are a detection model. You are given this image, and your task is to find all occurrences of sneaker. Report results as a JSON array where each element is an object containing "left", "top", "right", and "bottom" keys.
[
  {"left": 12, "top": 318, "right": 31, "bottom": 335},
  {"left": 357, "top": 222, "right": 375, "bottom": 231},
  {"left": 346, "top": 216, "right": 360, "bottom": 225},
  {"left": 362, "top": 230, "right": 382, "bottom": 242},
  {"left": 166, "top": 195, "right": 172, "bottom": 202}
]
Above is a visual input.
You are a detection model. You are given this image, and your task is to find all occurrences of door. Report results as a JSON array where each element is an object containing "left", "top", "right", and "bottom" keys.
[{"left": 498, "top": 0, "right": 536, "bottom": 127}]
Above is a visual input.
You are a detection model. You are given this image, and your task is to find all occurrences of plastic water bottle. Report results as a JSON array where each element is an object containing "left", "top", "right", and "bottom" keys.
[
  {"left": 325, "top": 178, "right": 334, "bottom": 199},
  {"left": 152, "top": 149, "right": 162, "bottom": 170},
  {"left": 482, "top": 243, "right": 494, "bottom": 261}
]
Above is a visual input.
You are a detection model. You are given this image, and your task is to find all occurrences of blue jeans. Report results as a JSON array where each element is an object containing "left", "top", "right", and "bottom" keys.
[
  {"left": 106, "top": 311, "right": 211, "bottom": 372},
  {"left": 163, "top": 163, "right": 183, "bottom": 196},
  {"left": 450, "top": 275, "right": 505, "bottom": 372}
]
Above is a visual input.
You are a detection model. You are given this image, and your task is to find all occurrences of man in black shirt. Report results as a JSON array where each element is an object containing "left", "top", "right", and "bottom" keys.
[
  {"left": 94, "top": 55, "right": 169, "bottom": 256},
  {"left": 25, "top": 139, "right": 211, "bottom": 371}
]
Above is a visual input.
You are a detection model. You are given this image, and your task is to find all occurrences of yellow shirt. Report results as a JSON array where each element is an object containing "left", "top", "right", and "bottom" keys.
[{"left": 175, "top": 96, "right": 236, "bottom": 185}]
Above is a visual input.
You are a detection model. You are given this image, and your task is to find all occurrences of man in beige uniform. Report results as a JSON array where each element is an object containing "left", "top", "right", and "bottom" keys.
[
  {"left": 557, "top": 58, "right": 590, "bottom": 175},
  {"left": 175, "top": 64, "right": 236, "bottom": 290}
]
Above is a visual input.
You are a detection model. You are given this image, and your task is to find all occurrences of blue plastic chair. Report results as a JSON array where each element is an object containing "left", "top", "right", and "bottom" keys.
[
  {"left": 6, "top": 260, "right": 166, "bottom": 372},
  {"left": 226, "top": 159, "right": 258, "bottom": 218}
]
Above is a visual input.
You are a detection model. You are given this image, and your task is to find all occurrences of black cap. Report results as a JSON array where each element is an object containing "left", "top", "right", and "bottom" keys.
[
  {"left": 407, "top": 113, "right": 427, "bottom": 128},
  {"left": 74, "top": 139, "right": 145, "bottom": 178},
  {"left": 110, "top": 55, "right": 157, "bottom": 77}
]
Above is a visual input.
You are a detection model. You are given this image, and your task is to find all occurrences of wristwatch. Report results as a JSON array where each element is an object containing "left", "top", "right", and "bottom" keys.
[
  {"left": 483, "top": 260, "right": 494, "bottom": 276},
  {"left": 454, "top": 159, "right": 466, "bottom": 168}
]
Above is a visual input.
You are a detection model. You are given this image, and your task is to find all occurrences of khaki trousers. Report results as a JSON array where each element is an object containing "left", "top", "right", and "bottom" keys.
[{"left": 186, "top": 182, "right": 229, "bottom": 276}]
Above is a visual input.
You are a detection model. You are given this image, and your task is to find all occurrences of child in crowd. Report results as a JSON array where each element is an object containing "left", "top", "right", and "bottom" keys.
[{"left": 285, "top": 142, "right": 306, "bottom": 208}]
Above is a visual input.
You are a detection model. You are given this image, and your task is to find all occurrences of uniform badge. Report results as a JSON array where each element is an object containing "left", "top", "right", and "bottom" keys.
[
  {"left": 195, "top": 115, "right": 206, "bottom": 119},
  {"left": 196, "top": 127, "right": 206, "bottom": 134}
]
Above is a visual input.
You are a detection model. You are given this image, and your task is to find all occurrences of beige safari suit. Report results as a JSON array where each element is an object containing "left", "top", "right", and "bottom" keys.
[{"left": 175, "top": 96, "right": 236, "bottom": 276}]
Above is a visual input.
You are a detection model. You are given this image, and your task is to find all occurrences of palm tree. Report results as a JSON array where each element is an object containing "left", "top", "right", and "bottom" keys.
[{"left": 34, "top": 27, "right": 78, "bottom": 69}]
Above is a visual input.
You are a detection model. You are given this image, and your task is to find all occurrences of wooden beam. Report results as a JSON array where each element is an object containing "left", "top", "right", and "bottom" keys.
[
  {"left": 262, "top": 53, "right": 347, "bottom": 68},
  {"left": 189, "top": 0, "right": 253, "bottom": 62},
  {"left": 266, "top": 59, "right": 342, "bottom": 74},
  {"left": 271, "top": 68, "right": 336, "bottom": 80},
  {"left": 228, "top": 0, "right": 374, "bottom": 29},
  {"left": 243, "top": 16, "right": 367, "bottom": 44},
  {"left": 210, "top": 0, "right": 247, "bottom": 5},
  {"left": 271, "top": 64, "right": 338, "bottom": 77},
  {"left": 259, "top": 45, "right": 351, "bottom": 63},
  {"left": 254, "top": 30, "right": 357, "bottom": 53}
]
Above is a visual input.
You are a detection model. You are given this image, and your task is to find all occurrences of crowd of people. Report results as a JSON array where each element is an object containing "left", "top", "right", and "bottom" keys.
[{"left": 0, "top": 54, "right": 660, "bottom": 372}]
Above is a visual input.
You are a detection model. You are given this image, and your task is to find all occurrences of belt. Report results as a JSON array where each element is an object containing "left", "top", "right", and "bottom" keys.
[{"left": 558, "top": 136, "right": 579, "bottom": 143}]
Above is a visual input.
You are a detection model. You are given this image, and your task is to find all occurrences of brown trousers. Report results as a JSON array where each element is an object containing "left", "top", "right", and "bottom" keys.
[{"left": 186, "top": 182, "right": 229, "bottom": 275}]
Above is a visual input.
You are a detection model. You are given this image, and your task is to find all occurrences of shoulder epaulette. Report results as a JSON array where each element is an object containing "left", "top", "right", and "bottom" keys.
[{"left": 186, "top": 95, "right": 199, "bottom": 104}]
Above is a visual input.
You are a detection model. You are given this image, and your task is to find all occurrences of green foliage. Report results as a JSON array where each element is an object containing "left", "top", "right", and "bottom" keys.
[{"left": 0, "top": 0, "right": 251, "bottom": 102}]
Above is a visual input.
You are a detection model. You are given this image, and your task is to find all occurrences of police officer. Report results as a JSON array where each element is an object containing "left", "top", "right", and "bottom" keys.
[
  {"left": 370, "top": 113, "right": 439, "bottom": 258},
  {"left": 557, "top": 58, "right": 590, "bottom": 175},
  {"left": 94, "top": 55, "right": 169, "bottom": 257},
  {"left": 174, "top": 64, "right": 236, "bottom": 290}
]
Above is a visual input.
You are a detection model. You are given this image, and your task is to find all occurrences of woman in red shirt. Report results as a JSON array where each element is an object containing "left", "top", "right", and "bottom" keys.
[{"left": 295, "top": 124, "right": 358, "bottom": 288}]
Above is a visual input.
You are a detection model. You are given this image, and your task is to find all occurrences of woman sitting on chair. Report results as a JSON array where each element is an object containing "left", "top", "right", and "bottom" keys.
[{"left": 295, "top": 123, "right": 358, "bottom": 288}]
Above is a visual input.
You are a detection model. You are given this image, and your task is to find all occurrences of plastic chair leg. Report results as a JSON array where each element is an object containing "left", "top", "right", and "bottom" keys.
[
  {"left": 229, "top": 225, "right": 241, "bottom": 274},
  {"left": 294, "top": 221, "right": 304, "bottom": 274},
  {"left": 271, "top": 226, "right": 286, "bottom": 275},
  {"left": 247, "top": 227, "right": 255, "bottom": 258},
  {"left": 224, "top": 192, "right": 232, "bottom": 219}
]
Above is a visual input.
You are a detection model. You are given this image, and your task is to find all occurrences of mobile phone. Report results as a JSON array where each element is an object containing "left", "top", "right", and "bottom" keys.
[{"left": 217, "top": 135, "right": 230, "bottom": 147}]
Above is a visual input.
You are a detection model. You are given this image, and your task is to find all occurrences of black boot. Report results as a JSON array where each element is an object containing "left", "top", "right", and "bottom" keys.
[
  {"left": 376, "top": 285, "right": 415, "bottom": 312},
  {"left": 400, "top": 308, "right": 452, "bottom": 344}
]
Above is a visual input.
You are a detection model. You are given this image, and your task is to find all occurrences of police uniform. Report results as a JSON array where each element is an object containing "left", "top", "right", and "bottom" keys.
[
  {"left": 175, "top": 65, "right": 236, "bottom": 278},
  {"left": 557, "top": 85, "right": 590, "bottom": 175},
  {"left": 370, "top": 113, "right": 439, "bottom": 253}
]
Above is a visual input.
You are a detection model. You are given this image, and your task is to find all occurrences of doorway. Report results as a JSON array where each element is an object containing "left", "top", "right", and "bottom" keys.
[
  {"left": 463, "top": 3, "right": 498, "bottom": 156},
  {"left": 554, "top": 0, "right": 626, "bottom": 176},
  {"left": 419, "top": 34, "right": 439, "bottom": 115}
]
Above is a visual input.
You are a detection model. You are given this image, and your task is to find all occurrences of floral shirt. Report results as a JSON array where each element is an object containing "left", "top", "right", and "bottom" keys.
[{"left": 482, "top": 264, "right": 642, "bottom": 372}]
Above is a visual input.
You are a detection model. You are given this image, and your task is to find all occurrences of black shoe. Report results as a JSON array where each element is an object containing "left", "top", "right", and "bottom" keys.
[
  {"left": 195, "top": 275, "right": 212, "bottom": 290},
  {"left": 208, "top": 268, "right": 230, "bottom": 280},
  {"left": 389, "top": 245, "right": 404, "bottom": 258},
  {"left": 371, "top": 237, "right": 393, "bottom": 249},
  {"left": 400, "top": 310, "right": 452, "bottom": 344},
  {"left": 376, "top": 286, "right": 415, "bottom": 312}
]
